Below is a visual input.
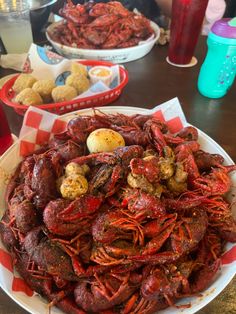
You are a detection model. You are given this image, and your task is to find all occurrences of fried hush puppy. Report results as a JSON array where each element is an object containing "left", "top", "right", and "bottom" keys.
[
  {"left": 12, "top": 74, "right": 37, "bottom": 94},
  {"left": 71, "top": 62, "right": 88, "bottom": 77},
  {"left": 15, "top": 88, "right": 43, "bottom": 106},
  {"left": 51, "top": 85, "right": 77, "bottom": 103},
  {"left": 32, "top": 79, "right": 55, "bottom": 103},
  {"left": 65, "top": 73, "right": 90, "bottom": 95},
  {"left": 12, "top": 63, "right": 90, "bottom": 106}
]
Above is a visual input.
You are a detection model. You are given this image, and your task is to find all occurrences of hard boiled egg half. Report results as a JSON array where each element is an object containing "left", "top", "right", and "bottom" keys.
[{"left": 87, "top": 128, "right": 125, "bottom": 153}]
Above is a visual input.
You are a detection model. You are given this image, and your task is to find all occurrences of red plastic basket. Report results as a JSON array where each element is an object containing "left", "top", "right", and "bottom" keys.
[{"left": 0, "top": 60, "right": 128, "bottom": 116}]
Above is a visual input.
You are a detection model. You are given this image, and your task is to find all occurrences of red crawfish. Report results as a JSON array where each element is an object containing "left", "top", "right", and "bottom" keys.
[
  {"left": 129, "top": 208, "right": 208, "bottom": 265},
  {"left": 43, "top": 194, "right": 103, "bottom": 236}
]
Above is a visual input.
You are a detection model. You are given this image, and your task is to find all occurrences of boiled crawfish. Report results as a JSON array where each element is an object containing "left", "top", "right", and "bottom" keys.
[{"left": 50, "top": 1, "right": 155, "bottom": 49}]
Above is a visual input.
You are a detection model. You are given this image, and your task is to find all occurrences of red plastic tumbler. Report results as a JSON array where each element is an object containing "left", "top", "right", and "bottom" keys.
[
  {"left": 0, "top": 104, "right": 13, "bottom": 155},
  {"left": 168, "top": 0, "right": 209, "bottom": 65}
]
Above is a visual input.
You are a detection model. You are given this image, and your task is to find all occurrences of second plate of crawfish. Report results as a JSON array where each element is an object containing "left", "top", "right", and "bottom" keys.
[{"left": 46, "top": 1, "right": 160, "bottom": 62}]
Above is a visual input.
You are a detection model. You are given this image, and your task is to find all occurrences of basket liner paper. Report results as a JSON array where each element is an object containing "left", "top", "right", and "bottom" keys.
[{"left": 23, "top": 43, "right": 121, "bottom": 97}]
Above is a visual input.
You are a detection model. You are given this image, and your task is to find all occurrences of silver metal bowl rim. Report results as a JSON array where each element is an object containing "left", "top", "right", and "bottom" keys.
[
  {"left": 29, "top": 0, "right": 57, "bottom": 11},
  {"left": 0, "top": 0, "right": 57, "bottom": 14}
]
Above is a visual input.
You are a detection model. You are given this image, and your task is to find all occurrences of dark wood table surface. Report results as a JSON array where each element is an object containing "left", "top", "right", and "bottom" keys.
[{"left": 0, "top": 37, "right": 235, "bottom": 313}]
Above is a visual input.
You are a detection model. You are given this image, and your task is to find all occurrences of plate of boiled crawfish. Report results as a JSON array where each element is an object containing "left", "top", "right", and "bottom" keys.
[
  {"left": 0, "top": 106, "right": 236, "bottom": 314},
  {"left": 46, "top": 1, "right": 160, "bottom": 62}
]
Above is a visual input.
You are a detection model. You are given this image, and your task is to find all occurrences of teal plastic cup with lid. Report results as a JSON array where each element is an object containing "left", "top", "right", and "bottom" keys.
[{"left": 198, "top": 17, "right": 236, "bottom": 98}]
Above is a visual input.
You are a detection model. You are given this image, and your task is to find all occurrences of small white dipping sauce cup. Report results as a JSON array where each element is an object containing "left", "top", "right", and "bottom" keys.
[{"left": 88, "top": 66, "right": 113, "bottom": 86}]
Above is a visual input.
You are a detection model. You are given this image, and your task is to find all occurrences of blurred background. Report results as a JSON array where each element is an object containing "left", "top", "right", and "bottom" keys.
[{"left": 0, "top": 0, "right": 235, "bottom": 55}]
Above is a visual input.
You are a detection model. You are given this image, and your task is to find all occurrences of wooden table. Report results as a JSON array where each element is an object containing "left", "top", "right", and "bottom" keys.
[{"left": 0, "top": 37, "right": 236, "bottom": 314}]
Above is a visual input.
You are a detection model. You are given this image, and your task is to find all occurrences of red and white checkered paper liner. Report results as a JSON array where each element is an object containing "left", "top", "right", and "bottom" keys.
[
  {"left": 19, "top": 108, "right": 68, "bottom": 157},
  {"left": 0, "top": 98, "right": 235, "bottom": 314}
]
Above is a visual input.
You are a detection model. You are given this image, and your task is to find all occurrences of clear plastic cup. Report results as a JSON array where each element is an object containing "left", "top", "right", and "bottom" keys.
[{"left": 0, "top": 0, "right": 33, "bottom": 53}]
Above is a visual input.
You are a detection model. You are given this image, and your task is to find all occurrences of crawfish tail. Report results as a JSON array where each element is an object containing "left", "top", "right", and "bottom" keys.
[
  {"left": 129, "top": 252, "right": 180, "bottom": 265},
  {"left": 225, "top": 164, "right": 236, "bottom": 173},
  {"left": 190, "top": 259, "right": 221, "bottom": 294},
  {"left": 164, "top": 195, "right": 209, "bottom": 211}
]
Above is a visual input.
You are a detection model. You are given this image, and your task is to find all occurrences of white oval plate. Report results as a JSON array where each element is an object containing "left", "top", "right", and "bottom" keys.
[
  {"left": 46, "top": 21, "right": 160, "bottom": 63},
  {"left": 0, "top": 106, "right": 235, "bottom": 314}
]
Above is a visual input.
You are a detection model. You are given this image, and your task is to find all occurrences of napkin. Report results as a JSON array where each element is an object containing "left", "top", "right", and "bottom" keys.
[{"left": 0, "top": 53, "right": 27, "bottom": 71}]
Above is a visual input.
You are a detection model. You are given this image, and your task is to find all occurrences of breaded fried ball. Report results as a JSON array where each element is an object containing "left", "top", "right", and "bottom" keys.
[
  {"left": 71, "top": 62, "right": 88, "bottom": 77},
  {"left": 65, "top": 162, "right": 90, "bottom": 177},
  {"left": 12, "top": 74, "right": 37, "bottom": 94},
  {"left": 32, "top": 79, "right": 55, "bottom": 103},
  {"left": 15, "top": 88, "right": 43, "bottom": 106},
  {"left": 60, "top": 174, "right": 88, "bottom": 200},
  {"left": 51, "top": 85, "right": 77, "bottom": 103},
  {"left": 65, "top": 73, "right": 90, "bottom": 95}
]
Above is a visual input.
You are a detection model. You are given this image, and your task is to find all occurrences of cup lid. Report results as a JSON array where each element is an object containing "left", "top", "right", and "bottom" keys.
[{"left": 211, "top": 18, "right": 236, "bottom": 38}]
